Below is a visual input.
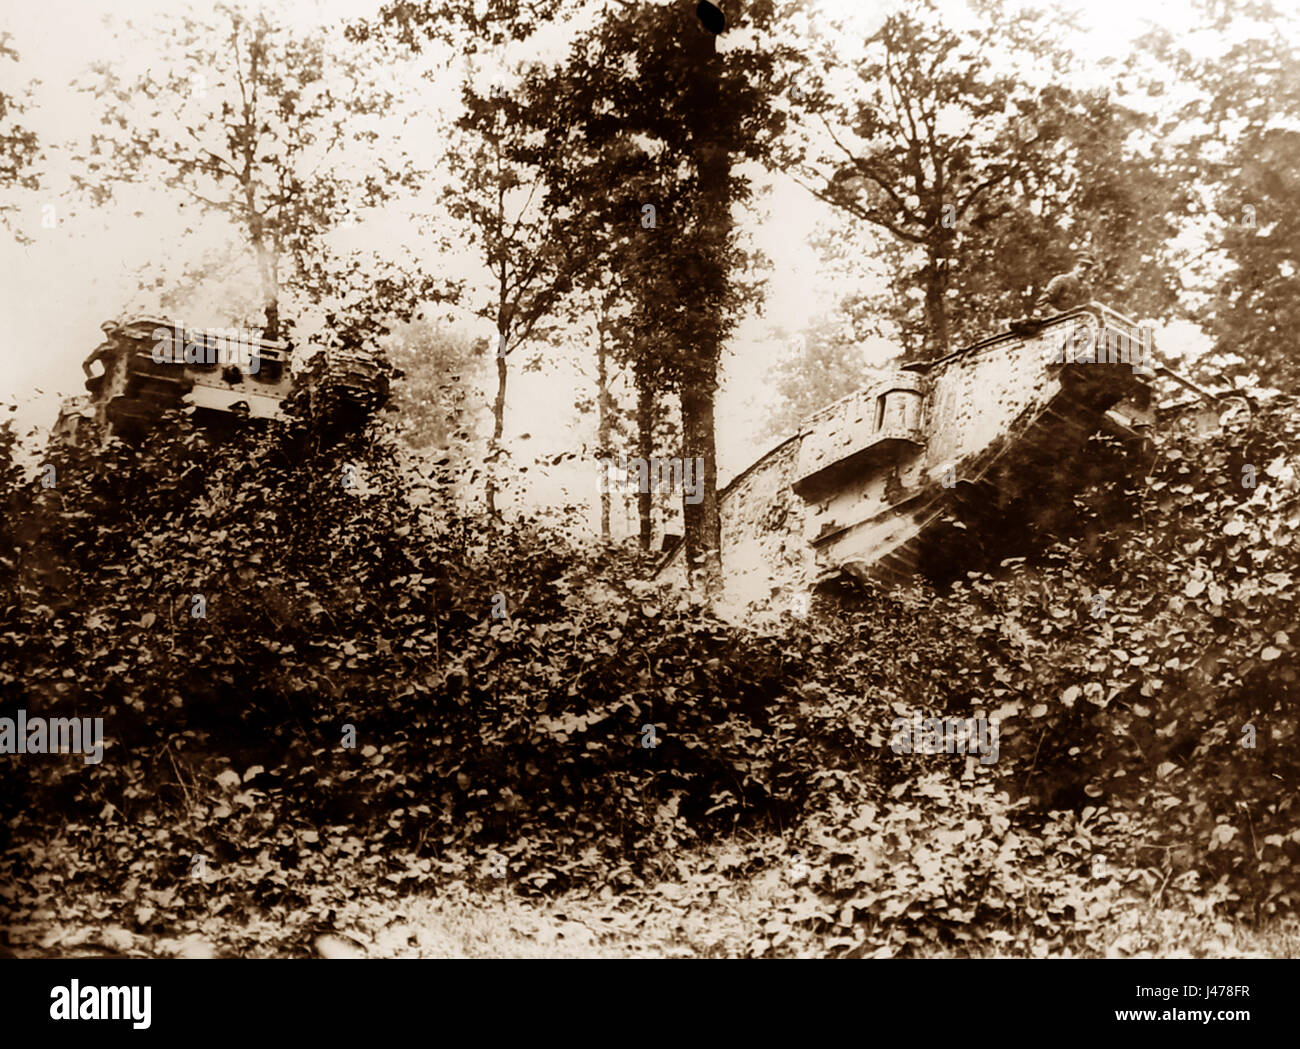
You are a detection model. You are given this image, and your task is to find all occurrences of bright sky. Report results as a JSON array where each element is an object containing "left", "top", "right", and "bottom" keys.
[{"left": 0, "top": 0, "right": 1222, "bottom": 530}]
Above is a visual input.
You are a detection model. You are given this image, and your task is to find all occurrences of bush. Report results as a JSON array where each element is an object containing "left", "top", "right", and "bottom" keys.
[{"left": 3, "top": 391, "right": 1296, "bottom": 944}]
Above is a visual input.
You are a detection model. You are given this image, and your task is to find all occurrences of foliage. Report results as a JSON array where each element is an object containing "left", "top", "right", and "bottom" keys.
[
  {"left": 0, "top": 32, "right": 39, "bottom": 242},
  {"left": 2, "top": 408, "right": 881, "bottom": 897},
  {"left": 1200, "top": 127, "right": 1300, "bottom": 394},
  {"left": 759, "top": 312, "right": 884, "bottom": 441},
  {"left": 944, "top": 394, "right": 1300, "bottom": 922},
  {"left": 384, "top": 319, "right": 489, "bottom": 457},
  {"left": 347, "top": 0, "right": 570, "bottom": 56},
  {"left": 780, "top": 778, "right": 1133, "bottom": 957},
  {"left": 72, "top": 1, "right": 441, "bottom": 344},
  {"left": 4, "top": 391, "right": 1297, "bottom": 957},
  {"left": 1139, "top": 0, "right": 1300, "bottom": 391},
  {"left": 785, "top": 0, "right": 1187, "bottom": 357},
  {"left": 962, "top": 85, "right": 1189, "bottom": 328}
]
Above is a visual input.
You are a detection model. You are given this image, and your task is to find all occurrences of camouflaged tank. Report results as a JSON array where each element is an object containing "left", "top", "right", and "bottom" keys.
[
  {"left": 54, "top": 316, "right": 389, "bottom": 444},
  {"left": 656, "top": 303, "right": 1224, "bottom": 603}
]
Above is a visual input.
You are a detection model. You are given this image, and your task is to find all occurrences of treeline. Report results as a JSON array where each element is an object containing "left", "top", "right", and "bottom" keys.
[{"left": 3, "top": 1, "right": 1297, "bottom": 591}]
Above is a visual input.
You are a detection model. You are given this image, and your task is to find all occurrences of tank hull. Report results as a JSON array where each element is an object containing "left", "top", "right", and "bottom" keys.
[
  {"left": 57, "top": 317, "right": 388, "bottom": 444},
  {"left": 656, "top": 304, "right": 1156, "bottom": 604}
]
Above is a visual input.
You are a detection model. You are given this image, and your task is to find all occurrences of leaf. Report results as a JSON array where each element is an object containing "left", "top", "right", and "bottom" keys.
[
  {"left": 215, "top": 769, "right": 240, "bottom": 791},
  {"left": 101, "top": 927, "right": 134, "bottom": 952},
  {"left": 1223, "top": 519, "right": 1246, "bottom": 536},
  {"left": 140, "top": 612, "right": 157, "bottom": 628},
  {"left": 243, "top": 764, "right": 264, "bottom": 782},
  {"left": 1061, "top": 685, "right": 1081, "bottom": 706},
  {"left": 315, "top": 933, "right": 366, "bottom": 959},
  {"left": 1184, "top": 578, "right": 1206, "bottom": 598},
  {"left": 1261, "top": 646, "right": 1282, "bottom": 661}
]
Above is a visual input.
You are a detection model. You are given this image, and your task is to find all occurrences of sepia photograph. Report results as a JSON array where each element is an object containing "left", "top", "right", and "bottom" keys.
[{"left": 0, "top": 0, "right": 1295, "bottom": 1015}]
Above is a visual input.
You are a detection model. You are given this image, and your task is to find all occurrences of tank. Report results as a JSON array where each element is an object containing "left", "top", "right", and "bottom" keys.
[
  {"left": 656, "top": 303, "right": 1164, "bottom": 602},
  {"left": 55, "top": 316, "right": 389, "bottom": 444}
]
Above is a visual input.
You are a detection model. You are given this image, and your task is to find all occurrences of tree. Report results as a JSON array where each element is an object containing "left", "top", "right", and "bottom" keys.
[
  {"left": 784, "top": 0, "right": 1067, "bottom": 357},
  {"left": 384, "top": 319, "right": 489, "bottom": 454},
  {"left": 383, "top": 319, "right": 491, "bottom": 514},
  {"left": 529, "top": 0, "right": 788, "bottom": 594},
  {"left": 594, "top": 285, "right": 616, "bottom": 540},
  {"left": 0, "top": 32, "right": 40, "bottom": 241},
  {"left": 74, "top": 2, "right": 437, "bottom": 343},
  {"left": 1202, "top": 127, "right": 1300, "bottom": 391},
  {"left": 785, "top": 0, "right": 1187, "bottom": 357},
  {"left": 352, "top": 3, "right": 598, "bottom": 518},
  {"left": 440, "top": 74, "right": 589, "bottom": 516},
  {"left": 761, "top": 313, "right": 883, "bottom": 442},
  {"left": 956, "top": 86, "right": 1188, "bottom": 334},
  {"left": 572, "top": 274, "right": 627, "bottom": 542},
  {"left": 1139, "top": 0, "right": 1300, "bottom": 390}
]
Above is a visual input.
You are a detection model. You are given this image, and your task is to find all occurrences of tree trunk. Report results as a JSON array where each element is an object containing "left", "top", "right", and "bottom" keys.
[
  {"left": 923, "top": 248, "right": 949, "bottom": 357},
  {"left": 247, "top": 204, "right": 280, "bottom": 341},
  {"left": 251, "top": 238, "right": 279, "bottom": 341},
  {"left": 635, "top": 365, "right": 654, "bottom": 552},
  {"left": 596, "top": 304, "right": 612, "bottom": 541},
  {"left": 486, "top": 343, "right": 507, "bottom": 518},
  {"left": 680, "top": 8, "right": 727, "bottom": 596},
  {"left": 486, "top": 167, "right": 511, "bottom": 518},
  {"left": 680, "top": 381, "right": 722, "bottom": 593},
  {"left": 263, "top": 299, "right": 280, "bottom": 342}
]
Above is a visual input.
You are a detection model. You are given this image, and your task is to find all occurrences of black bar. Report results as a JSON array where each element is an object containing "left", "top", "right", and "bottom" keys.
[{"left": 1, "top": 958, "right": 1292, "bottom": 1040}]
